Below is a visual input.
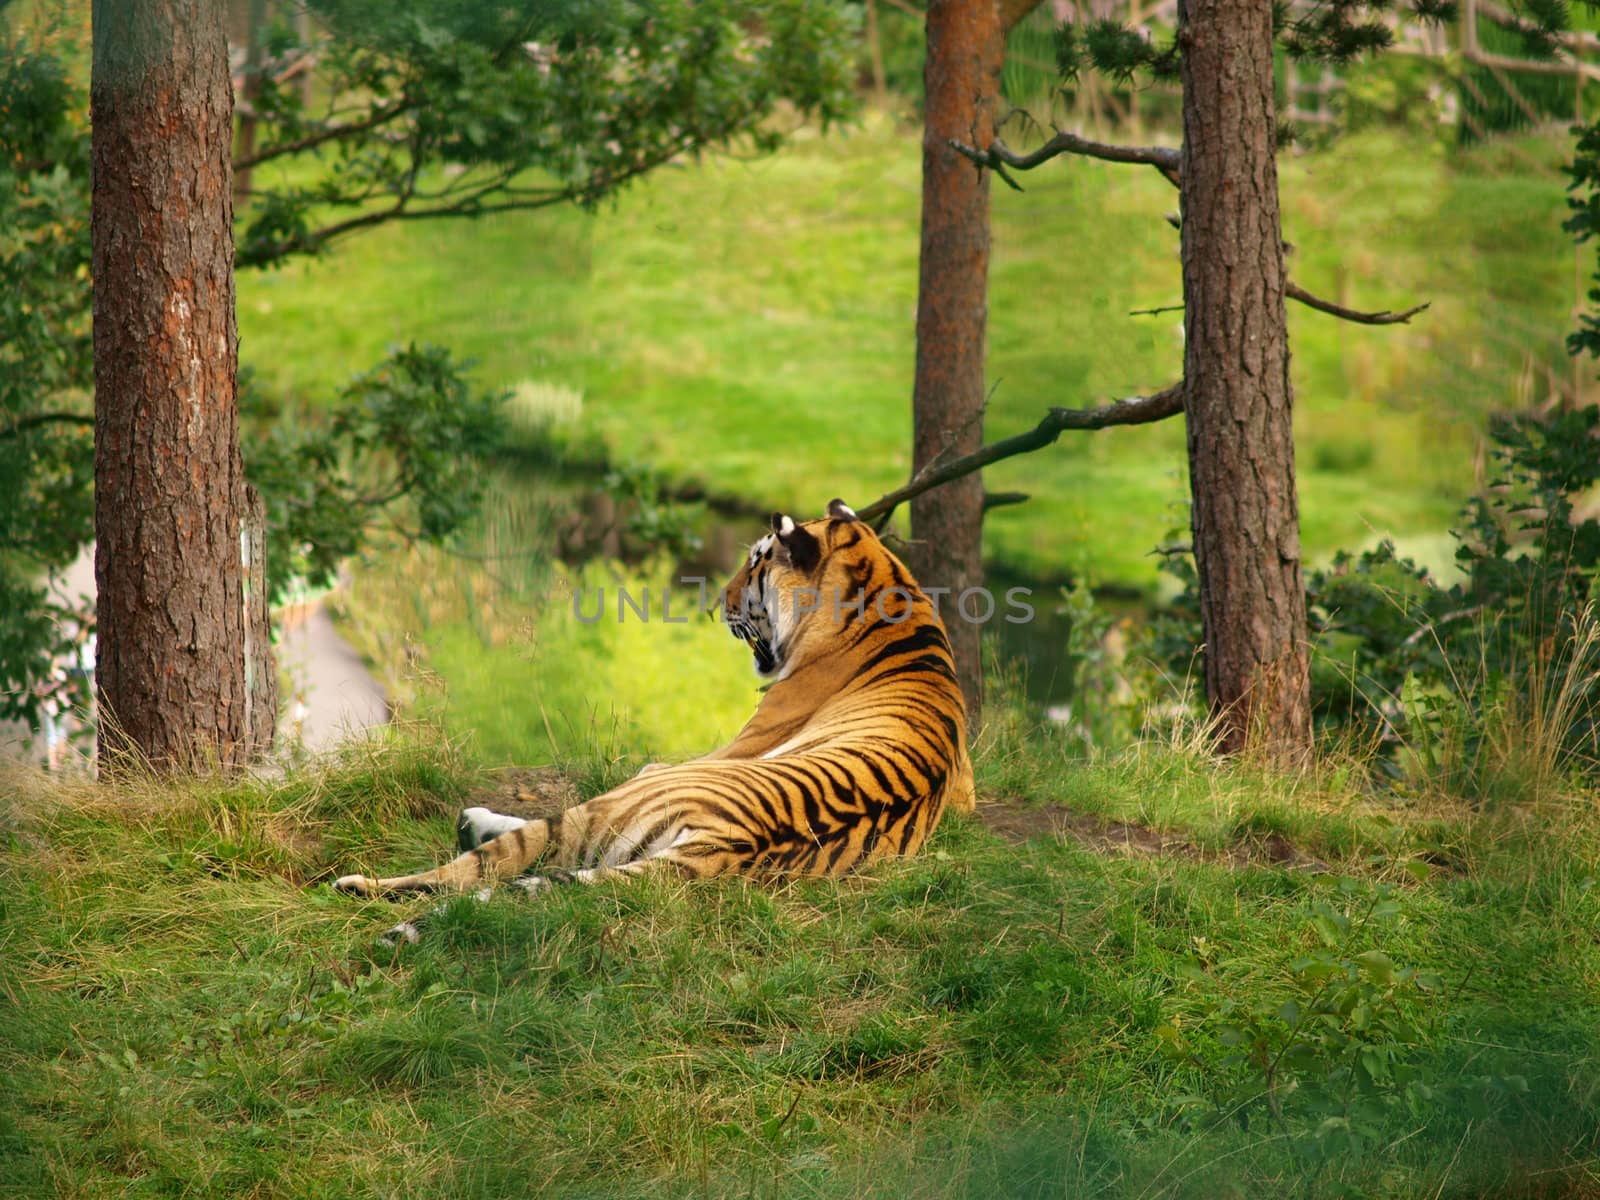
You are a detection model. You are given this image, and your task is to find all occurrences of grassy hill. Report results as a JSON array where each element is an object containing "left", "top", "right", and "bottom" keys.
[
  {"left": 3, "top": 726, "right": 1597, "bottom": 1197},
  {"left": 237, "top": 116, "right": 1582, "bottom": 591}
]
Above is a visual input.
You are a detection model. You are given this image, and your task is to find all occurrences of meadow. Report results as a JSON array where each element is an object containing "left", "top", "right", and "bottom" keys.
[
  {"left": 237, "top": 115, "right": 1583, "bottom": 591},
  {"left": 3, "top": 719, "right": 1597, "bottom": 1197},
  {"left": 4, "top": 101, "right": 1597, "bottom": 1197}
]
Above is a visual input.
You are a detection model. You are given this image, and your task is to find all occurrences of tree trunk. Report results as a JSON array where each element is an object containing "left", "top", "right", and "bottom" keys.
[
  {"left": 910, "top": 0, "right": 1006, "bottom": 725},
  {"left": 92, "top": 0, "right": 249, "bottom": 771},
  {"left": 1178, "top": 0, "right": 1312, "bottom": 758},
  {"left": 234, "top": 0, "right": 269, "bottom": 201}
]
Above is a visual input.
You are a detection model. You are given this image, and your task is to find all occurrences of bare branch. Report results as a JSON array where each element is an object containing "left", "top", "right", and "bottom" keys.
[
  {"left": 1132, "top": 288, "right": 1429, "bottom": 326},
  {"left": 983, "top": 490, "right": 1030, "bottom": 512},
  {"left": 955, "top": 135, "right": 1431, "bottom": 328},
  {"left": 1284, "top": 283, "right": 1430, "bottom": 326},
  {"left": 950, "top": 132, "right": 1181, "bottom": 182},
  {"left": 859, "top": 383, "right": 1183, "bottom": 528}
]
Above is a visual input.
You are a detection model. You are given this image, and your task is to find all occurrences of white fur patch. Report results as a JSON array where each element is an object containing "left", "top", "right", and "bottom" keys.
[
  {"left": 459, "top": 806, "right": 528, "bottom": 849},
  {"left": 778, "top": 515, "right": 795, "bottom": 536},
  {"left": 759, "top": 734, "right": 806, "bottom": 759},
  {"left": 377, "top": 921, "right": 420, "bottom": 948}
]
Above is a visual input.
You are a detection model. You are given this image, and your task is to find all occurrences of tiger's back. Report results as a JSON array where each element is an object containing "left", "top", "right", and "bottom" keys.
[{"left": 334, "top": 499, "right": 973, "bottom": 904}]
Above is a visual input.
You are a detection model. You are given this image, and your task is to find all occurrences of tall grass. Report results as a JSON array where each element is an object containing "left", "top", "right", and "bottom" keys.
[{"left": 1393, "top": 602, "right": 1600, "bottom": 808}]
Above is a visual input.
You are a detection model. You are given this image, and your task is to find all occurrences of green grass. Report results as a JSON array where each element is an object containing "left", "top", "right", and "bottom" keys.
[
  {"left": 3, "top": 729, "right": 1597, "bottom": 1197},
  {"left": 237, "top": 117, "right": 1583, "bottom": 591},
  {"left": 81, "top": 117, "right": 1588, "bottom": 1193},
  {"left": 328, "top": 467, "right": 760, "bottom": 765}
]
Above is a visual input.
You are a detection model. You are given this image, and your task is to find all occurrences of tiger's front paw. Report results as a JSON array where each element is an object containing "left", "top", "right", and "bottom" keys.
[
  {"left": 333, "top": 874, "right": 380, "bottom": 898},
  {"left": 376, "top": 920, "right": 421, "bottom": 949}
]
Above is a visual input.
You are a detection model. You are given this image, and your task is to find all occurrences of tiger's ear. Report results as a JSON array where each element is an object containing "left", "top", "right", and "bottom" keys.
[
  {"left": 827, "top": 498, "right": 858, "bottom": 523},
  {"left": 770, "top": 512, "right": 821, "bottom": 572}
]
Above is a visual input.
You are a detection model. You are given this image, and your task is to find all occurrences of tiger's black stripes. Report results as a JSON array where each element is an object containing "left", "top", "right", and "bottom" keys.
[{"left": 334, "top": 501, "right": 975, "bottom": 909}]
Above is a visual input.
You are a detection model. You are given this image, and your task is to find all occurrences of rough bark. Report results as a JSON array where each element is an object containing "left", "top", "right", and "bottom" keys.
[
  {"left": 92, "top": 0, "right": 249, "bottom": 771},
  {"left": 1179, "top": 0, "right": 1312, "bottom": 758},
  {"left": 909, "top": 0, "right": 1007, "bottom": 724}
]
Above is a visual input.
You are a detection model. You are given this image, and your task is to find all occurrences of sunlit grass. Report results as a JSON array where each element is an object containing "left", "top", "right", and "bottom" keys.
[{"left": 237, "top": 119, "right": 1581, "bottom": 592}]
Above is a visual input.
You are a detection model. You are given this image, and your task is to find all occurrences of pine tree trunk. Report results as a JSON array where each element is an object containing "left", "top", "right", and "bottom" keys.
[
  {"left": 1178, "top": 0, "right": 1312, "bottom": 758},
  {"left": 92, "top": 0, "right": 248, "bottom": 771},
  {"left": 910, "top": 0, "right": 1005, "bottom": 725}
]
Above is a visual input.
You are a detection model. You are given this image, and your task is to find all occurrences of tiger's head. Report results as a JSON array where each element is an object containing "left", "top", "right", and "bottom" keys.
[{"left": 722, "top": 497, "right": 929, "bottom": 681}]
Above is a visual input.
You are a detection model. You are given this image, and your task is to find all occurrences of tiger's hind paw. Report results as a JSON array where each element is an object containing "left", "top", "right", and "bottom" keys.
[{"left": 456, "top": 806, "right": 530, "bottom": 852}]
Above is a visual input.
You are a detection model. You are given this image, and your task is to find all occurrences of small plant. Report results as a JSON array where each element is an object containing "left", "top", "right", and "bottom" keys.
[
  {"left": 1053, "top": 577, "right": 1124, "bottom": 749},
  {"left": 1163, "top": 877, "right": 1447, "bottom": 1166},
  {"left": 599, "top": 462, "right": 705, "bottom": 562}
]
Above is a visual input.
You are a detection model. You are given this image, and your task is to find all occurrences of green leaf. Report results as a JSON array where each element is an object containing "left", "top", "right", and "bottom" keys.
[{"left": 1355, "top": 950, "right": 1396, "bottom": 984}]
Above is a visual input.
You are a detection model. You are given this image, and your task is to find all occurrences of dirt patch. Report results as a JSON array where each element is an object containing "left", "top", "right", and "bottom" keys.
[
  {"left": 466, "top": 765, "right": 583, "bottom": 820},
  {"left": 458, "top": 772, "right": 1329, "bottom": 874},
  {"left": 979, "top": 799, "right": 1328, "bottom": 873}
]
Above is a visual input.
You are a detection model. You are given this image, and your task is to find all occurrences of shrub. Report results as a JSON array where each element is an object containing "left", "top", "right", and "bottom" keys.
[{"left": 1156, "top": 407, "right": 1600, "bottom": 791}]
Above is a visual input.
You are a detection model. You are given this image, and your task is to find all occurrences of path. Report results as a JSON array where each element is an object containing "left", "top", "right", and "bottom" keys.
[
  {"left": 1, "top": 547, "right": 389, "bottom": 763},
  {"left": 274, "top": 599, "right": 390, "bottom": 754}
]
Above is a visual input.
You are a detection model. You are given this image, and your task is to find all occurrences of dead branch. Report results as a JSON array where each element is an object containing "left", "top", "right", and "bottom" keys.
[
  {"left": 983, "top": 490, "right": 1030, "bottom": 511},
  {"left": 1284, "top": 283, "right": 1430, "bottom": 326},
  {"left": 950, "top": 132, "right": 1181, "bottom": 185},
  {"left": 859, "top": 383, "right": 1183, "bottom": 528},
  {"left": 954, "top": 133, "right": 1430, "bottom": 328}
]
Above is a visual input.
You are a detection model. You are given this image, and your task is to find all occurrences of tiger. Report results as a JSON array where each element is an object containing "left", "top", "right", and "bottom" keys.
[{"left": 333, "top": 498, "right": 974, "bottom": 938}]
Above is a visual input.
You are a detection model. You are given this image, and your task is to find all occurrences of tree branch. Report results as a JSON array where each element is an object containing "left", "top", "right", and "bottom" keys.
[
  {"left": 954, "top": 134, "right": 1430, "bottom": 328},
  {"left": 859, "top": 383, "right": 1183, "bottom": 528},
  {"left": 245, "top": 130, "right": 714, "bottom": 265},
  {"left": 1284, "top": 283, "right": 1430, "bottom": 326},
  {"left": 1, "top": 412, "right": 95, "bottom": 440},
  {"left": 234, "top": 100, "right": 414, "bottom": 171},
  {"left": 950, "top": 132, "right": 1181, "bottom": 183},
  {"left": 983, "top": 490, "right": 1030, "bottom": 511},
  {"left": 1131, "top": 288, "right": 1429, "bottom": 326}
]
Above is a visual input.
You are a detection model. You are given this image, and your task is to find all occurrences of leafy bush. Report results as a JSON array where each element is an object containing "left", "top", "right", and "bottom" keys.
[
  {"left": 1157, "top": 406, "right": 1600, "bottom": 789},
  {"left": 1160, "top": 874, "right": 1533, "bottom": 1176},
  {"left": 243, "top": 343, "right": 507, "bottom": 604}
]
